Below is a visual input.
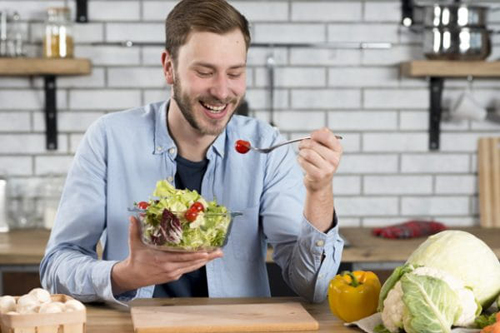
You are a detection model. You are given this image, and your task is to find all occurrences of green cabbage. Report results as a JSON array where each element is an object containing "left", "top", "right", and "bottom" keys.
[
  {"left": 407, "top": 230, "right": 500, "bottom": 308},
  {"left": 377, "top": 230, "right": 500, "bottom": 333}
]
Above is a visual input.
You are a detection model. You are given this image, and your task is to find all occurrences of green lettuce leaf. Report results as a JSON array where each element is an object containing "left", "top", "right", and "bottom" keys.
[
  {"left": 373, "top": 324, "right": 392, "bottom": 333},
  {"left": 401, "top": 273, "right": 460, "bottom": 333}
]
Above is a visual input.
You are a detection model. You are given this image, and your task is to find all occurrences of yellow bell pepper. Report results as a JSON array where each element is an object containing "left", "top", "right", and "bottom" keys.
[{"left": 328, "top": 270, "right": 381, "bottom": 323}]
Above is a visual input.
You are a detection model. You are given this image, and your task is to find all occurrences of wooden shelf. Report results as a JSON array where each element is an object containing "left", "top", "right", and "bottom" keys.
[
  {"left": 401, "top": 60, "right": 500, "bottom": 78},
  {"left": 0, "top": 58, "right": 92, "bottom": 150},
  {"left": 0, "top": 58, "right": 91, "bottom": 76},
  {"left": 401, "top": 60, "right": 500, "bottom": 151}
]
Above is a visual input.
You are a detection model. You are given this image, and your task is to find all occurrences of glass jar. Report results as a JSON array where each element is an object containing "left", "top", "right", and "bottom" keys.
[
  {"left": 43, "top": 7, "right": 74, "bottom": 58},
  {"left": 40, "top": 176, "right": 64, "bottom": 230}
]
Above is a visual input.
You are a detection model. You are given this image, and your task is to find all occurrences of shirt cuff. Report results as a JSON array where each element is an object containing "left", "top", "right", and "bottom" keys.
[{"left": 102, "top": 262, "right": 156, "bottom": 306}]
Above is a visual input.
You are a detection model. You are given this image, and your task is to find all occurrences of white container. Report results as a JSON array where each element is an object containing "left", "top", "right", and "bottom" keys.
[{"left": 0, "top": 178, "right": 9, "bottom": 232}]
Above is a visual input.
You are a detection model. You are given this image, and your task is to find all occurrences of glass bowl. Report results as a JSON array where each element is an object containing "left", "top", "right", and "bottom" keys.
[{"left": 129, "top": 208, "right": 242, "bottom": 252}]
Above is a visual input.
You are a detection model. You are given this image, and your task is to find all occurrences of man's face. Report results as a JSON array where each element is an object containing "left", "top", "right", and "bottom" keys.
[{"left": 168, "top": 29, "right": 247, "bottom": 136}]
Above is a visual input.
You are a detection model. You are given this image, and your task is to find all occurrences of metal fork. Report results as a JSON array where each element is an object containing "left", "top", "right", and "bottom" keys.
[{"left": 249, "top": 135, "right": 343, "bottom": 153}]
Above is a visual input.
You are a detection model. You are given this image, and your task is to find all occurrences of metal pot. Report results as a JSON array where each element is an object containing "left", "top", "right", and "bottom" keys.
[
  {"left": 423, "top": 26, "right": 491, "bottom": 60},
  {"left": 421, "top": 4, "right": 491, "bottom": 28},
  {"left": 402, "top": 1, "right": 499, "bottom": 60}
]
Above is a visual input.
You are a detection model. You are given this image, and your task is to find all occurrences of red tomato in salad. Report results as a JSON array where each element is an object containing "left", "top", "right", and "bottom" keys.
[
  {"left": 137, "top": 201, "right": 150, "bottom": 209},
  {"left": 184, "top": 208, "right": 198, "bottom": 222},
  {"left": 235, "top": 140, "right": 251, "bottom": 154},
  {"left": 191, "top": 202, "right": 205, "bottom": 212}
]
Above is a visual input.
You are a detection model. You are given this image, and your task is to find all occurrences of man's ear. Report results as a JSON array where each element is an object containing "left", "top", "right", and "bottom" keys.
[{"left": 161, "top": 50, "right": 175, "bottom": 85}]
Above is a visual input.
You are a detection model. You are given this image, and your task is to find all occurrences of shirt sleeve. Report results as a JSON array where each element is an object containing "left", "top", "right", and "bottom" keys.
[
  {"left": 39, "top": 118, "right": 139, "bottom": 306},
  {"left": 260, "top": 133, "right": 344, "bottom": 303}
]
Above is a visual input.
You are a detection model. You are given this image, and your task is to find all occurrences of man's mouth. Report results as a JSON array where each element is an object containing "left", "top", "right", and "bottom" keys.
[{"left": 200, "top": 101, "right": 227, "bottom": 114}]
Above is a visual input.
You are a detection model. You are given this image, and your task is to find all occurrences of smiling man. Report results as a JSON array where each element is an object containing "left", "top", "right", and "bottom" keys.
[{"left": 40, "top": 0, "right": 344, "bottom": 305}]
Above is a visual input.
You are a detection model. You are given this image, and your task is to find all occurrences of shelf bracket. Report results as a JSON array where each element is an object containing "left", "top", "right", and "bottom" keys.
[
  {"left": 76, "top": 0, "right": 88, "bottom": 23},
  {"left": 44, "top": 75, "right": 58, "bottom": 150},
  {"left": 429, "top": 77, "right": 444, "bottom": 151}
]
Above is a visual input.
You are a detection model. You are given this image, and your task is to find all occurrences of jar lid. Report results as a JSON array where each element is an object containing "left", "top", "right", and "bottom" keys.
[{"left": 47, "top": 7, "right": 71, "bottom": 14}]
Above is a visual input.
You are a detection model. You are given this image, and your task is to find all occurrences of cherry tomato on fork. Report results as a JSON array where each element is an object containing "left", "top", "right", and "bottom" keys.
[{"left": 235, "top": 140, "right": 251, "bottom": 154}]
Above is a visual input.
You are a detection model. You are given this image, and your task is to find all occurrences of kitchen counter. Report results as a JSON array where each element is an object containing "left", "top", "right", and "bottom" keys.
[
  {"left": 86, "top": 297, "right": 353, "bottom": 333},
  {"left": 2, "top": 226, "right": 500, "bottom": 265}
]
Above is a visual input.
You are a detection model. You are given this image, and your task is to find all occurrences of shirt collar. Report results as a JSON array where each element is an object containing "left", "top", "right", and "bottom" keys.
[
  {"left": 153, "top": 100, "right": 227, "bottom": 158},
  {"left": 210, "top": 126, "right": 227, "bottom": 158},
  {"left": 153, "top": 101, "right": 175, "bottom": 155}
]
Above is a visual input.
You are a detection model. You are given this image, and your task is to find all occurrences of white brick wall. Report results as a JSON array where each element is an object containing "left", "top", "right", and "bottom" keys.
[
  {"left": 1, "top": 0, "right": 499, "bottom": 227},
  {"left": 291, "top": 2, "right": 362, "bottom": 22},
  {"left": 328, "top": 24, "right": 398, "bottom": 43}
]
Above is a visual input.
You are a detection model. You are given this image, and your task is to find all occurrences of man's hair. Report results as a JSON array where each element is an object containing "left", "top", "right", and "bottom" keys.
[{"left": 165, "top": 0, "right": 251, "bottom": 64}]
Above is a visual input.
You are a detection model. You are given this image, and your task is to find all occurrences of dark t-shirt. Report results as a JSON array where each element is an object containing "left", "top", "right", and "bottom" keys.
[{"left": 152, "top": 154, "right": 209, "bottom": 297}]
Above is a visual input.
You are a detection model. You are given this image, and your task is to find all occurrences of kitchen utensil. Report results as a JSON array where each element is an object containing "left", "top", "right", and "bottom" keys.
[
  {"left": 245, "top": 135, "right": 343, "bottom": 154},
  {"left": 423, "top": 26, "right": 492, "bottom": 60},
  {"left": 404, "top": 1, "right": 500, "bottom": 28},
  {"left": 450, "top": 89, "right": 486, "bottom": 121},
  {"left": 478, "top": 137, "right": 500, "bottom": 228},
  {"left": 131, "top": 302, "right": 319, "bottom": 332},
  {"left": 421, "top": 4, "right": 493, "bottom": 28},
  {"left": 449, "top": 76, "right": 486, "bottom": 121},
  {"left": 94, "top": 40, "right": 393, "bottom": 50},
  {"left": 402, "top": 1, "right": 500, "bottom": 60}
]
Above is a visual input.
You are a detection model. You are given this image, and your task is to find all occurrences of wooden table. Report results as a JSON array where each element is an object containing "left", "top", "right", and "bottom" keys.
[
  {"left": 2, "top": 226, "right": 500, "bottom": 266},
  {"left": 85, "top": 297, "right": 355, "bottom": 333}
]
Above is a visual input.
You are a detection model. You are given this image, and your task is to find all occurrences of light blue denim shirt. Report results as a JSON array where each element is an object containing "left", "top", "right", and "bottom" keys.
[{"left": 40, "top": 101, "right": 344, "bottom": 305}]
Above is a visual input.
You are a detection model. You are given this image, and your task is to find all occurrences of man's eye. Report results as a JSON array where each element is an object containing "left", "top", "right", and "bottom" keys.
[
  {"left": 197, "top": 71, "right": 212, "bottom": 77},
  {"left": 228, "top": 73, "right": 242, "bottom": 79}
]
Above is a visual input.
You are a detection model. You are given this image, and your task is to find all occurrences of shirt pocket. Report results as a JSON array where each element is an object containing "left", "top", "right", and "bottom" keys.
[{"left": 227, "top": 205, "right": 261, "bottom": 261}]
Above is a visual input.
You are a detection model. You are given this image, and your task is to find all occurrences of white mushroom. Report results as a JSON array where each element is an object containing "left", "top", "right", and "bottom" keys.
[
  {"left": 28, "top": 288, "right": 51, "bottom": 304},
  {"left": 64, "top": 300, "right": 85, "bottom": 312},
  {"left": 17, "top": 294, "right": 38, "bottom": 307},
  {"left": 50, "top": 302, "right": 66, "bottom": 311},
  {"left": 0, "top": 295, "right": 16, "bottom": 313},
  {"left": 16, "top": 303, "right": 39, "bottom": 314},
  {"left": 39, "top": 302, "right": 63, "bottom": 314}
]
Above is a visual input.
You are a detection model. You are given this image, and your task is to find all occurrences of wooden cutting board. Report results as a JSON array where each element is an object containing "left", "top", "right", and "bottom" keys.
[
  {"left": 478, "top": 137, "right": 500, "bottom": 228},
  {"left": 130, "top": 302, "right": 319, "bottom": 333}
]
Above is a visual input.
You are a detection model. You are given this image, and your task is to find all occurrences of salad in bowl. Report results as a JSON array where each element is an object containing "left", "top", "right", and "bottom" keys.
[{"left": 130, "top": 180, "right": 241, "bottom": 252}]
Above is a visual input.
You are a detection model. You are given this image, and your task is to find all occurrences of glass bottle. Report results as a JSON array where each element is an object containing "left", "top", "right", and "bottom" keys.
[
  {"left": 9, "top": 12, "right": 25, "bottom": 57},
  {"left": 40, "top": 175, "right": 63, "bottom": 230},
  {"left": 43, "top": 7, "right": 74, "bottom": 58}
]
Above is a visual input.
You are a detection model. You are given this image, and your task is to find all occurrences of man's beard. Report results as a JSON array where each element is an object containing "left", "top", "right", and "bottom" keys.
[{"left": 172, "top": 74, "right": 242, "bottom": 136}]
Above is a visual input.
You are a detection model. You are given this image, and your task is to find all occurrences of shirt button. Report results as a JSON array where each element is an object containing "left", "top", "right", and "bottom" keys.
[
  {"left": 167, "top": 176, "right": 174, "bottom": 183},
  {"left": 156, "top": 146, "right": 163, "bottom": 152},
  {"left": 316, "top": 240, "right": 325, "bottom": 247},
  {"left": 168, "top": 148, "right": 176, "bottom": 154},
  {"left": 318, "top": 274, "right": 324, "bottom": 279}
]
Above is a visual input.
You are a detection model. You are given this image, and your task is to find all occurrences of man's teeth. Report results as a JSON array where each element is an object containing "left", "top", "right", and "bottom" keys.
[{"left": 202, "top": 102, "right": 226, "bottom": 113}]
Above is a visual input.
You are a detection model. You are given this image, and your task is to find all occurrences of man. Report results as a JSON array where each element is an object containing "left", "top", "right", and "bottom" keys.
[{"left": 40, "top": 0, "right": 344, "bottom": 305}]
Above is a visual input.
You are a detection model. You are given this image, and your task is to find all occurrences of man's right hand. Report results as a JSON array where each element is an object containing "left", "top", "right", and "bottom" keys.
[{"left": 111, "top": 216, "right": 223, "bottom": 295}]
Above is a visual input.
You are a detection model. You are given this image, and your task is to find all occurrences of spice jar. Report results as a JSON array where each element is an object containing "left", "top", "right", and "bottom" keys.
[{"left": 43, "top": 7, "right": 73, "bottom": 58}]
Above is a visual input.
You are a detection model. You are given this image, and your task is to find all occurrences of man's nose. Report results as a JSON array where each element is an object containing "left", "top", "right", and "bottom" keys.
[{"left": 210, "top": 74, "right": 230, "bottom": 101}]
